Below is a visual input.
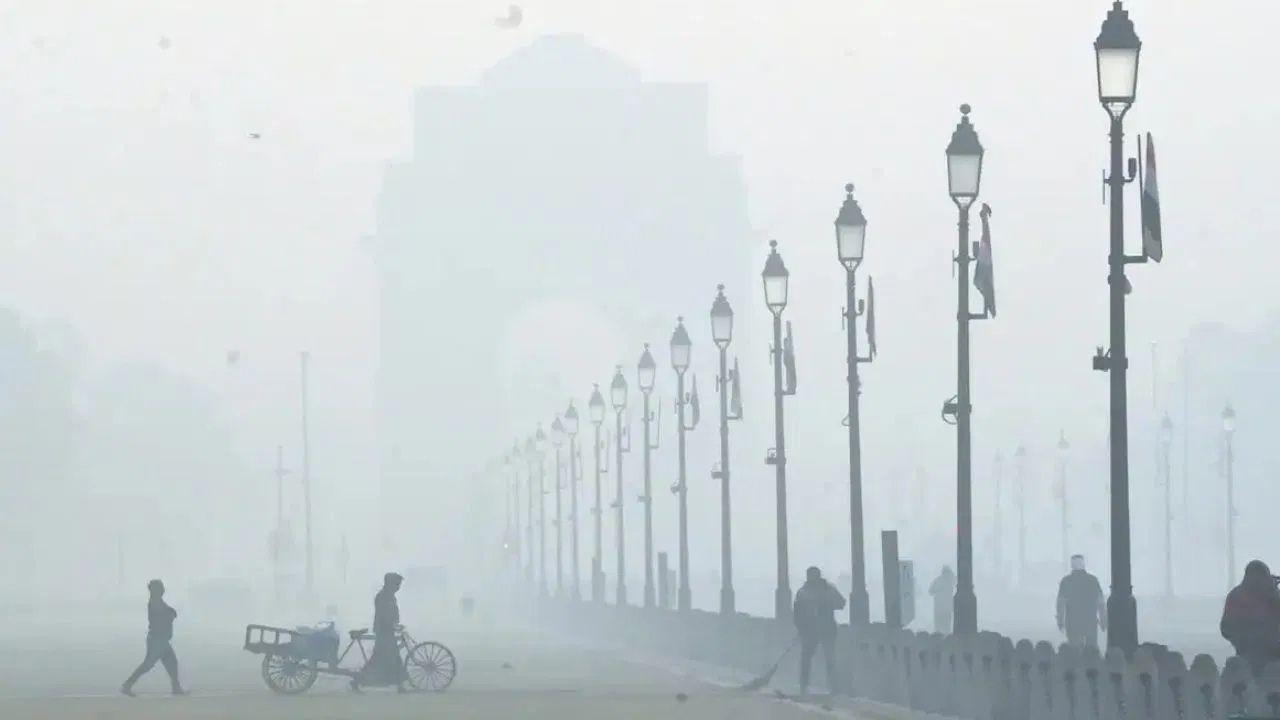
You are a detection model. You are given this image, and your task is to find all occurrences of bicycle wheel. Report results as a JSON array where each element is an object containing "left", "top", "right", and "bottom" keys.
[
  {"left": 404, "top": 641, "right": 456, "bottom": 691},
  {"left": 261, "top": 654, "right": 318, "bottom": 694}
]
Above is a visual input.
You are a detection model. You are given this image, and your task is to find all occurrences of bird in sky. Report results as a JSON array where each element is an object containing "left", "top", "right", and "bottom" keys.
[
  {"left": 248, "top": 132, "right": 261, "bottom": 140},
  {"left": 494, "top": 5, "right": 523, "bottom": 29}
]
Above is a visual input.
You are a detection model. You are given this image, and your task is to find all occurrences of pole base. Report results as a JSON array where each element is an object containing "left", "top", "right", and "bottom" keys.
[
  {"left": 775, "top": 585, "right": 793, "bottom": 622},
  {"left": 1107, "top": 591, "right": 1138, "bottom": 654},
  {"left": 591, "top": 571, "right": 604, "bottom": 603},
  {"left": 678, "top": 587, "right": 692, "bottom": 612},
  {"left": 617, "top": 584, "right": 628, "bottom": 607},
  {"left": 720, "top": 587, "right": 735, "bottom": 615},
  {"left": 953, "top": 586, "right": 978, "bottom": 634},
  {"left": 848, "top": 586, "right": 870, "bottom": 625}
]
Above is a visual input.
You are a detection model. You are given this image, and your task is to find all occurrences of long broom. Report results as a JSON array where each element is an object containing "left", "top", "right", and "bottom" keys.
[{"left": 737, "top": 637, "right": 799, "bottom": 691}]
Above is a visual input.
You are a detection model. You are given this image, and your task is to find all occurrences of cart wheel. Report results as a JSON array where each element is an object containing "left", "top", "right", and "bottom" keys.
[
  {"left": 261, "top": 654, "right": 318, "bottom": 694},
  {"left": 404, "top": 641, "right": 456, "bottom": 691}
]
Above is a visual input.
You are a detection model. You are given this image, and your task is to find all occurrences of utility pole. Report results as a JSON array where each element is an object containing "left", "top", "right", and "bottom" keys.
[{"left": 300, "top": 351, "right": 313, "bottom": 598}]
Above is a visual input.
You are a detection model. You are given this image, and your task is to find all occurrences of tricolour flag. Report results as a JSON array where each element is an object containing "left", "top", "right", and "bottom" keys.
[
  {"left": 865, "top": 277, "right": 878, "bottom": 358},
  {"left": 1142, "top": 132, "right": 1164, "bottom": 262},
  {"left": 973, "top": 203, "right": 996, "bottom": 317}
]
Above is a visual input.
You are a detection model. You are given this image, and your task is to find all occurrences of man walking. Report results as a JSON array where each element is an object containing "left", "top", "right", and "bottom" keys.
[
  {"left": 793, "top": 566, "right": 846, "bottom": 696},
  {"left": 929, "top": 566, "right": 956, "bottom": 634},
  {"left": 353, "top": 572, "right": 407, "bottom": 692},
  {"left": 121, "top": 579, "right": 187, "bottom": 696},
  {"left": 1056, "top": 555, "right": 1106, "bottom": 647}
]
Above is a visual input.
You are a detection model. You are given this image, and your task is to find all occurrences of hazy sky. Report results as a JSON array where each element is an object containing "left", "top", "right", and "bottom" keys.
[{"left": 2, "top": 0, "right": 1276, "bottom": 600}]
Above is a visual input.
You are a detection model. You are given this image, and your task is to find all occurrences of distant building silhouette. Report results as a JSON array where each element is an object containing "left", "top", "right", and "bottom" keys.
[{"left": 368, "top": 34, "right": 751, "bottom": 567}]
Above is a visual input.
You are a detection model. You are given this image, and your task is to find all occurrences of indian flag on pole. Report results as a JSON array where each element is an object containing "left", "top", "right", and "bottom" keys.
[{"left": 1142, "top": 132, "right": 1164, "bottom": 262}]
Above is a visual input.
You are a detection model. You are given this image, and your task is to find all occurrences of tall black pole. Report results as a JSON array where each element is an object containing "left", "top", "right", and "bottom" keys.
[
  {"left": 717, "top": 345, "right": 735, "bottom": 614},
  {"left": 593, "top": 422, "right": 604, "bottom": 602},
  {"left": 846, "top": 268, "right": 869, "bottom": 625},
  {"left": 1105, "top": 112, "right": 1137, "bottom": 653},
  {"left": 300, "top": 351, "right": 313, "bottom": 597},
  {"left": 570, "top": 435, "right": 581, "bottom": 600},
  {"left": 615, "top": 409, "right": 627, "bottom": 606},
  {"left": 642, "top": 390, "right": 655, "bottom": 609},
  {"left": 555, "top": 446, "right": 563, "bottom": 596},
  {"left": 953, "top": 206, "right": 977, "bottom": 634},
  {"left": 771, "top": 311, "right": 791, "bottom": 622},
  {"left": 675, "top": 371, "right": 691, "bottom": 611}
]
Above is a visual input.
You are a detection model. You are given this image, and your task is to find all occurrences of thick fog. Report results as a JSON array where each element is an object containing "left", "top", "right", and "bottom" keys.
[{"left": 0, "top": 0, "right": 1272, "bottom": 658}]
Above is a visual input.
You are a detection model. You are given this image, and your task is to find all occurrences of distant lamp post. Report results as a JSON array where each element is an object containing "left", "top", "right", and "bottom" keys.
[
  {"left": 1093, "top": 0, "right": 1146, "bottom": 654},
  {"left": 670, "top": 318, "right": 698, "bottom": 612},
  {"left": 1015, "top": 444, "right": 1027, "bottom": 589},
  {"left": 610, "top": 366, "right": 630, "bottom": 606},
  {"left": 1223, "top": 403, "right": 1237, "bottom": 590},
  {"left": 565, "top": 401, "right": 581, "bottom": 600},
  {"left": 523, "top": 436, "right": 537, "bottom": 586},
  {"left": 944, "top": 104, "right": 989, "bottom": 635},
  {"left": 763, "top": 240, "right": 797, "bottom": 622},
  {"left": 637, "top": 344, "right": 659, "bottom": 609},
  {"left": 1056, "top": 432, "right": 1070, "bottom": 573},
  {"left": 836, "top": 182, "right": 875, "bottom": 625},
  {"left": 550, "top": 416, "right": 566, "bottom": 597},
  {"left": 1159, "top": 413, "right": 1174, "bottom": 597},
  {"left": 534, "top": 424, "right": 548, "bottom": 597},
  {"left": 588, "top": 385, "right": 607, "bottom": 602},
  {"left": 710, "top": 285, "right": 742, "bottom": 615}
]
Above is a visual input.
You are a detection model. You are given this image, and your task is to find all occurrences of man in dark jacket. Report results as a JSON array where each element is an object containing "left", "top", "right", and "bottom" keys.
[
  {"left": 793, "top": 566, "right": 846, "bottom": 695},
  {"left": 929, "top": 566, "right": 956, "bottom": 634},
  {"left": 354, "top": 572, "right": 407, "bottom": 692},
  {"left": 1057, "top": 555, "right": 1106, "bottom": 647},
  {"left": 121, "top": 579, "right": 187, "bottom": 696},
  {"left": 1221, "top": 559, "right": 1280, "bottom": 674}
]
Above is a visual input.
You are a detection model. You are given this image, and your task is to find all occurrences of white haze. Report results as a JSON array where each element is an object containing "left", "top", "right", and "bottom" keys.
[{"left": 0, "top": 0, "right": 1274, "bottom": 654}]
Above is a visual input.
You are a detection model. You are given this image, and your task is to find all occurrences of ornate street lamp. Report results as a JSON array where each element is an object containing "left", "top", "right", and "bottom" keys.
[
  {"left": 945, "top": 104, "right": 990, "bottom": 635},
  {"left": 709, "top": 285, "right": 741, "bottom": 614},
  {"left": 610, "top": 366, "right": 629, "bottom": 606},
  {"left": 1092, "top": 0, "right": 1148, "bottom": 653},
  {"left": 550, "top": 416, "right": 566, "bottom": 597},
  {"left": 564, "top": 401, "right": 581, "bottom": 600},
  {"left": 670, "top": 317, "right": 698, "bottom": 611},
  {"left": 762, "top": 240, "right": 796, "bottom": 622},
  {"left": 836, "top": 182, "right": 874, "bottom": 625},
  {"left": 588, "top": 385, "right": 607, "bottom": 602},
  {"left": 637, "top": 344, "right": 658, "bottom": 609}
]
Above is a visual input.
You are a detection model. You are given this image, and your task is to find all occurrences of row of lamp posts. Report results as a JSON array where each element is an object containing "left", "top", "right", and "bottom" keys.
[{"left": 497, "top": 1, "right": 1155, "bottom": 655}]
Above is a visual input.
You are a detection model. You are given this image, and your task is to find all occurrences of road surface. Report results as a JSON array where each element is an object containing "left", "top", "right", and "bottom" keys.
[{"left": 0, "top": 621, "right": 852, "bottom": 720}]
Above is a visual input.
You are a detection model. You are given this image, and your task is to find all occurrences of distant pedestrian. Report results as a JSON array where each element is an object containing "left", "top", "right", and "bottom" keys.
[
  {"left": 1056, "top": 555, "right": 1106, "bottom": 648},
  {"left": 793, "top": 566, "right": 846, "bottom": 695},
  {"left": 929, "top": 566, "right": 956, "bottom": 634},
  {"left": 121, "top": 579, "right": 187, "bottom": 696},
  {"left": 1221, "top": 559, "right": 1280, "bottom": 674}
]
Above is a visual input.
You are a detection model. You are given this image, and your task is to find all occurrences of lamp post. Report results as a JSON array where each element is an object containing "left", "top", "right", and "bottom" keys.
[
  {"left": 670, "top": 318, "right": 697, "bottom": 612},
  {"left": 524, "top": 435, "right": 537, "bottom": 586},
  {"left": 1159, "top": 414, "right": 1173, "bottom": 597},
  {"left": 1093, "top": 0, "right": 1143, "bottom": 653},
  {"left": 588, "top": 386, "right": 607, "bottom": 602},
  {"left": 299, "top": 351, "right": 314, "bottom": 597},
  {"left": 945, "top": 104, "right": 987, "bottom": 634},
  {"left": 836, "top": 182, "right": 873, "bottom": 625},
  {"left": 763, "top": 239, "right": 795, "bottom": 622},
  {"left": 565, "top": 401, "right": 581, "bottom": 600},
  {"left": 1223, "top": 403, "right": 1236, "bottom": 589},
  {"left": 1056, "top": 432, "right": 1070, "bottom": 574},
  {"left": 710, "top": 285, "right": 741, "bottom": 615},
  {"left": 610, "top": 366, "right": 629, "bottom": 606},
  {"left": 551, "top": 416, "right": 566, "bottom": 597},
  {"left": 535, "top": 424, "right": 548, "bottom": 597},
  {"left": 637, "top": 345, "right": 658, "bottom": 609}
]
